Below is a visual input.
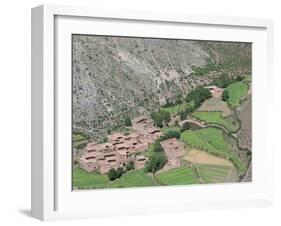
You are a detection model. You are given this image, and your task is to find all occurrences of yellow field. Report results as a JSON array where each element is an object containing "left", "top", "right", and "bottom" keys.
[{"left": 184, "top": 149, "right": 233, "bottom": 167}]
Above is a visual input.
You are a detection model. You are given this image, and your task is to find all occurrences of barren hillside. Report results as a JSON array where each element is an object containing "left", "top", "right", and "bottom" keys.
[{"left": 72, "top": 35, "right": 251, "bottom": 141}]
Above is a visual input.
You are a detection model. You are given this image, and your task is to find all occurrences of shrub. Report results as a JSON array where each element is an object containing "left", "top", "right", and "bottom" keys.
[
  {"left": 145, "top": 154, "right": 167, "bottom": 173},
  {"left": 108, "top": 167, "right": 125, "bottom": 181},
  {"left": 236, "top": 75, "right": 243, "bottom": 81},
  {"left": 186, "top": 86, "right": 211, "bottom": 108},
  {"left": 116, "top": 167, "right": 124, "bottom": 178},
  {"left": 221, "top": 89, "right": 229, "bottom": 102},
  {"left": 153, "top": 141, "right": 164, "bottom": 152},
  {"left": 124, "top": 116, "right": 132, "bottom": 127},
  {"left": 108, "top": 169, "right": 119, "bottom": 181},
  {"left": 160, "top": 130, "right": 181, "bottom": 141},
  {"left": 151, "top": 110, "right": 171, "bottom": 127},
  {"left": 212, "top": 74, "right": 236, "bottom": 88},
  {"left": 126, "top": 161, "right": 135, "bottom": 171}
]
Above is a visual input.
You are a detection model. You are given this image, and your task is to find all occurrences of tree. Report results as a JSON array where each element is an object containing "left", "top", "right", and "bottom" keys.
[
  {"left": 186, "top": 86, "right": 211, "bottom": 108},
  {"left": 108, "top": 167, "right": 125, "bottom": 181},
  {"left": 236, "top": 75, "right": 243, "bottom": 81},
  {"left": 126, "top": 161, "right": 135, "bottom": 171},
  {"left": 116, "top": 167, "right": 124, "bottom": 178},
  {"left": 212, "top": 74, "right": 235, "bottom": 88},
  {"left": 221, "top": 89, "right": 229, "bottom": 102},
  {"left": 145, "top": 154, "right": 167, "bottom": 173},
  {"left": 124, "top": 116, "right": 132, "bottom": 127},
  {"left": 108, "top": 168, "right": 118, "bottom": 181},
  {"left": 151, "top": 110, "right": 171, "bottom": 127},
  {"left": 160, "top": 130, "right": 181, "bottom": 141},
  {"left": 153, "top": 140, "right": 164, "bottom": 152}
]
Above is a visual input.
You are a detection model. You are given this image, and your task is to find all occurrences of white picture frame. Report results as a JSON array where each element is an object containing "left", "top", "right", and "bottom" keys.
[{"left": 31, "top": 4, "right": 274, "bottom": 221}]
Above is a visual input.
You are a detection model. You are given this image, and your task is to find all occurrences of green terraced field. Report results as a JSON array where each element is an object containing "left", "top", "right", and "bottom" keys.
[
  {"left": 108, "top": 169, "right": 158, "bottom": 188},
  {"left": 73, "top": 167, "right": 110, "bottom": 189},
  {"left": 162, "top": 101, "right": 194, "bottom": 114},
  {"left": 156, "top": 167, "right": 199, "bottom": 185},
  {"left": 73, "top": 168, "right": 158, "bottom": 189},
  {"left": 161, "top": 126, "right": 181, "bottom": 133},
  {"left": 192, "top": 111, "right": 238, "bottom": 132},
  {"left": 195, "top": 164, "right": 238, "bottom": 183},
  {"left": 226, "top": 81, "right": 248, "bottom": 107},
  {"left": 180, "top": 128, "right": 246, "bottom": 174}
]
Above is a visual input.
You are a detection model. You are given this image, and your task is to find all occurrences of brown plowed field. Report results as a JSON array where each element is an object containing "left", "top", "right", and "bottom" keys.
[
  {"left": 184, "top": 149, "right": 233, "bottom": 167},
  {"left": 198, "top": 97, "right": 231, "bottom": 117}
]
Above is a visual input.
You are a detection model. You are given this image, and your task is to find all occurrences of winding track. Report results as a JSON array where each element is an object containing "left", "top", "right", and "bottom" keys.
[{"left": 182, "top": 109, "right": 251, "bottom": 180}]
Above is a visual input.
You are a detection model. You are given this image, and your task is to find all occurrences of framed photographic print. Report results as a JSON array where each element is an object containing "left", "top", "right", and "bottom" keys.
[{"left": 31, "top": 4, "right": 274, "bottom": 221}]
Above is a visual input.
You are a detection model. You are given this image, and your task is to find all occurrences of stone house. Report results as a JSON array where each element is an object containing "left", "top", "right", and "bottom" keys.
[
  {"left": 205, "top": 85, "right": 224, "bottom": 98},
  {"left": 160, "top": 138, "right": 185, "bottom": 170}
]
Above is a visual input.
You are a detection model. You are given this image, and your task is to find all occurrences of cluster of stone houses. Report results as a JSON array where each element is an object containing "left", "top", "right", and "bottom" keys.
[{"left": 79, "top": 115, "right": 163, "bottom": 174}]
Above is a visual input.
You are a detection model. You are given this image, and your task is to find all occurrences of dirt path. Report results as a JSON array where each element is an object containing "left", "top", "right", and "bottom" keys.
[{"left": 180, "top": 118, "right": 206, "bottom": 128}]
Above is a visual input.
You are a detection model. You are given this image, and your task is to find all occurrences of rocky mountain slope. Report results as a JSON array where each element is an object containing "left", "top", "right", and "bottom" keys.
[{"left": 72, "top": 35, "right": 251, "bottom": 141}]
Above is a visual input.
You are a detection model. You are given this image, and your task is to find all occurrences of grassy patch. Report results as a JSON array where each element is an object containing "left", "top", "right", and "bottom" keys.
[
  {"left": 156, "top": 167, "right": 199, "bottom": 185},
  {"left": 195, "top": 164, "right": 238, "bottom": 183},
  {"left": 73, "top": 168, "right": 109, "bottom": 189},
  {"left": 161, "top": 126, "right": 181, "bottom": 133},
  {"left": 180, "top": 128, "right": 246, "bottom": 174},
  {"left": 226, "top": 81, "right": 248, "bottom": 107},
  {"left": 73, "top": 134, "right": 85, "bottom": 142},
  {"left": 108, "top": 169, "right": 158, "bottom": 188},
  {"left": 162, "top": 103, "right": 189, "bottom": 114},
  {"left": 73, "top": 168, "right": 159, "bottom": 189},
  {"left": 192, "top": 111, "right": 238, "bottom": 132},
  {"left": 161, "top": 101, "right": 194, "bottom": 114},
  {"left": 143, "top": 149, "right": 165, "bottom": 158},
  {"left": 243, "top": 74, "right": 252, "bottom": 83}
]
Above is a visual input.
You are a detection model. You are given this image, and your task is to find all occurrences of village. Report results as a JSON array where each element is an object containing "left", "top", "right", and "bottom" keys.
[
  {"left": 79, "top": 115, "right": 159, "bottom": 174},
  {"left": 78, "top": 85, "right": 224, "bottom": 175},
  {"left": 78, "top": 114, "right": 188, "bottom": 175}
]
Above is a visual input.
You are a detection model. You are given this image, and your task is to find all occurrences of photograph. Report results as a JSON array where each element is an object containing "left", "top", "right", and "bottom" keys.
[{"left": 72, "top": 35, "right": 252, "bottom": 190}]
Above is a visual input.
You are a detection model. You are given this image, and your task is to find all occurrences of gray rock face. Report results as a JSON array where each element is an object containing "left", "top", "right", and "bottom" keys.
[
  {"left": 73, "top": 36, "right": 213, "bottom": 140},
  {"left": 72, "top": 35, "right": 250, "bottom": 141}
]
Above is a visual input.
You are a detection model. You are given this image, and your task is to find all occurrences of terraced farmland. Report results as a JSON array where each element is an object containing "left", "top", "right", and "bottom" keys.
[
  {"left": 197, "top": 97, "right": 231, "bottom": 117},
  {"left": 195, "top": 164, "right": 238, "bottom": 183},
  {"left": 73, "top": 168, "right": 158, "bottom": 189},
  {"left": 180, "top": 128, "right": 246, "bottom": 174},
  {"left": 156, "top": 167, "right": 199, "bottom": 185},
  {"left": 108, "top": 169, "right": 158, "bottom": 188},
  {"left": 226, "top": 81, "right": 248, "bottom": 107},
  {"left": 184, "top": 149, "right": 233, "bottom": 167},
  {"left": 162, "top": 101, "right": 194, "bottom": 114},
  {"left": 192, "top": 111, "right": 239, "bottom": 132},
  {"left": 73, "top": 167, "right": 109, "bottom": 189}
]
